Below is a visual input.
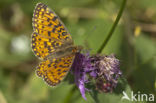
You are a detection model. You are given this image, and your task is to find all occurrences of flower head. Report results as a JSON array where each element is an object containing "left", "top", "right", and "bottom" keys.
[
  {"left": 90, "top": 54, "right": 121, "bottom": 92},
  {"left": 71, "top": 53, "right": 122, "bottom": 100},
  {"left": 71, "top": 53, "right": 93, "bottom": 100}
]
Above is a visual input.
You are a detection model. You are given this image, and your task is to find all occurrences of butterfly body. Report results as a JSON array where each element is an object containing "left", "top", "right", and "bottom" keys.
[
  {"left": 46, "top": 45, "right": 79, "bottom": 60},
  {"left": 31, "top": 3, "right": 80, "bottom": 86}
]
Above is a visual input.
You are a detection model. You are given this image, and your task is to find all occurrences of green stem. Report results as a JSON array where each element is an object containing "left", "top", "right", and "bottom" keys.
[{"left": 97, "top": 0, "right": 127, "bottom": 53}]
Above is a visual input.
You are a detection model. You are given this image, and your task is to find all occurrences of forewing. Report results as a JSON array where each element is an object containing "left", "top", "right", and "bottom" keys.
[
  {"left": 36, "top": 54, "right": 75, "bottom": 86},
  {"left": 31, "top": 32, "right": 63, "bottom": 59},
  {"left": 32, "top": 3, "right": 73, "bottom": 59},
  {"left": 32, "top": 3, "right": 72, "bottom": 41}
]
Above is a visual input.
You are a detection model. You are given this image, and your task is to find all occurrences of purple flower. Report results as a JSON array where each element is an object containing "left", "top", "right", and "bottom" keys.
[
  {"left": 71, "top": 53, "right": 122, "bottom": 100},
  {"left": 71, "top": 53, "right": 93, "bottom": 100},
  {"left": 90, "top": 54, "right": 122, "bottom": 92}
]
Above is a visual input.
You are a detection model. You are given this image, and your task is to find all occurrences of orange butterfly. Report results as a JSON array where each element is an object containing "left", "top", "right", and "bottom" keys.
[{"left": 31, "top": 3, "right": 81, "bottom": 86}]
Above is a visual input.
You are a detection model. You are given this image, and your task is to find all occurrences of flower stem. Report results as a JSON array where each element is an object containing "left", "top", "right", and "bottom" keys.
[{"left": 97, "top": 0, "right": 127, "bottom": 53}]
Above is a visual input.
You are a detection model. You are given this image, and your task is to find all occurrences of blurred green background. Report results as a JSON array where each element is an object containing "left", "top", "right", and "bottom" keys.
[{"left": 0, "top": 0, "right": 155, "bottom": 103}]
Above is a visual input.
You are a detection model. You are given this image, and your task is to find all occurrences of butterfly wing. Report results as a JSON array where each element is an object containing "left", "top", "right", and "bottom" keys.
[
  {"left": 32, "top": 3, "right": 73, "bottom": 59},
  {"left": 36, "top": 54, "right": 75, "bottom": 86}
]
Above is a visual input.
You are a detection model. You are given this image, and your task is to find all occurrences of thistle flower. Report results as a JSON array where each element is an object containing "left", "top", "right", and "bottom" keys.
[
  {"left": 71, "top": 53, "right": 122, "bottom": 100},
  {"left": 90, "top": 54, "right": 121, "bottom": 92},
  {"left": 71, "top": 53, "right": 93, "bottom": 100}
]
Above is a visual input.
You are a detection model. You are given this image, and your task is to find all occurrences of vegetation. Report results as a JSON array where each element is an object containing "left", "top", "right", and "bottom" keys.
[{"left": 0, "top": 0, "right": 155, "bottom": 103}]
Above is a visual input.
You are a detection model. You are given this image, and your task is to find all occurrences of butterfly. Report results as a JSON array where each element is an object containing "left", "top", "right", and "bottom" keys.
[{"left": 31, "top": 3, "right": 81, "bottom": 86}]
